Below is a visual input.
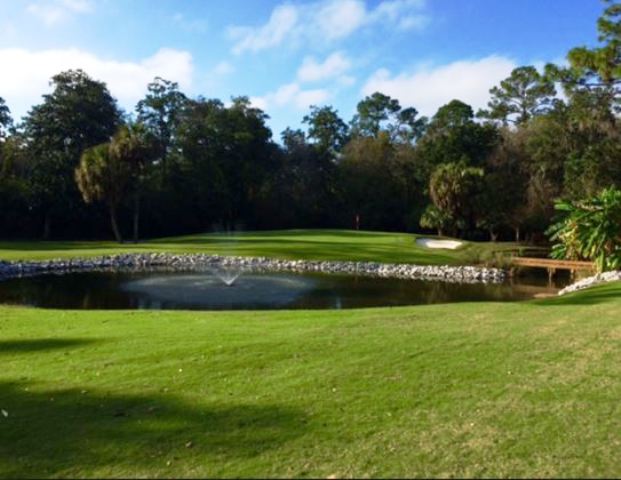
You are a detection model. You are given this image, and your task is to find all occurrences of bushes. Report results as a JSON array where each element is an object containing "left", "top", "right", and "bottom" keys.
[{"left": 548, "top": 187, "right": 621, "bottom": 272}]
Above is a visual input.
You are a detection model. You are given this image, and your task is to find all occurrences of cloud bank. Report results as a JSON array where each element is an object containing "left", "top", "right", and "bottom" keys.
[
  {"left": 250, "top": 83, "right": 331, "bottom": 111},
  {"left": 228, "top": 0, "right": 429, "bottom": 54},
  {"left": 362, "top": 55, "right": 517, "bottom": 117},
  {"left": 0, "top": 47, "right": 194, "bottom": 119},
  {"left": 27, "top": 0, "right": 94, "bottom": 26},
  {"left": 297, "top": 52, "right": 353, "bottom": 83}
]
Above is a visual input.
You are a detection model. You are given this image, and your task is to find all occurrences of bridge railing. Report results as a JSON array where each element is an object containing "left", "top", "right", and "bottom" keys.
[{"left": 510, "top": 257, "right": 595, "bottom": 271}]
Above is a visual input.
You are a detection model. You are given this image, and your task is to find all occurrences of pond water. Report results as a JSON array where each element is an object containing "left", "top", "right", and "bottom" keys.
[{"left": 0, "top": 269, "right": 571, "bottom": 310}]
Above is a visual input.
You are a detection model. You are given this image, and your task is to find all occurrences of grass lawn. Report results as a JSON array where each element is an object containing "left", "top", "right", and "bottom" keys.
[
  {"left": 1, "top": 282, "right": 620, "bottom": 478},
  {"left": 0, "top": 229, "right": 525, "bottom": 265}
]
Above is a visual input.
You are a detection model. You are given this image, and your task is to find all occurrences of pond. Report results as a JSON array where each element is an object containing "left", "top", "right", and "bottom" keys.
[{"left": 0, "top": 269, "right": 571, "bottom": 310}]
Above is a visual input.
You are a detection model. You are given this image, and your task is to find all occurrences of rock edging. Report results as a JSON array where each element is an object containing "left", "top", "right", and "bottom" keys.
[
  {"left": 0, "top": 253, "right": 507, "bottom": 284},
  {"left": 558, "top": 270, "right": 621, "bottom": 296}
]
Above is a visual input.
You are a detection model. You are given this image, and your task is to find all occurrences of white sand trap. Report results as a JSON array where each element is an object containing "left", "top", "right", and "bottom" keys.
[{"left": 416, "top": 238, "right": 463, "bottom": 250}]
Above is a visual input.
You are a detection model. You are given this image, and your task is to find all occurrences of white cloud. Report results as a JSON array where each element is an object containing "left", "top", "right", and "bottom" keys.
[
  {"left": 229, "top": 4, "right": 299, "bottom": 54},
  {"left": 213, "top": 61, "right": 234, "bottom": 76},
  {"left": 362, "top": 55, "right": 517, "bottom": 117},
  {"left": 59, "top": 0, "right": 93, "bottom": 13},
  {"left": 0, "top": 22, "right": 17, "bottom": 39},
  {"left": 295, "top": 88, "right": 331, "bottom": 108},
  {"left": 297, "top": 52, "right": 352, "bottom": 83},
  {"left": 228, "top": 0, "right": 429, "bottom": 54},
  {"left": 204, "top": 61, "right": 235, "bottom": 90},
  {"left": 251, "top": 82, "right": 330, "bottom": 111},
  {"left": 248, "top": 96, "right": 268, "bottom": 111},
  {"left": 337, "top": 75, "right": 357, "bottom": 87},
  {"left": 172, "top": 12, "right": 208, "bottom": 33},
  {"left": 370, "top": 0, "right": 429, "bottom": 30},
  {"left": 0, "top": 47, "right": 194, "bottom": 119},
  {"left": 396, "top": 15, "right": 429, "bottom": 31},
  {"left": 313, "top": 0, "right": 367, "bottom": 41},
  {"left": 27, "top": 0, "right": 94, "bottom": 26}
]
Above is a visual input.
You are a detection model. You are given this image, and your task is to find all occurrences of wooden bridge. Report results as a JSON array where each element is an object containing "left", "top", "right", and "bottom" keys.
[{"left": 509, "top": 256, "right": 596, "bottom": 282}]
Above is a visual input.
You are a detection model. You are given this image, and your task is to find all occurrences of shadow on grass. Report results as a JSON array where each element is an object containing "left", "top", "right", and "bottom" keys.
[
  {"left": 0, "top": 241, "right": 120, "bottom": 252},
  {"left": 0, "top": 380, "right": 307, "bottom": 478},
  {"left": 0, "top": 334, "right": 307, "bottom": 477},
  {"left": 0, "top": 339, "right": 97, "bottom": 355},
  {"left": 0, "top": 337, "right": 307, "bottom": 477}
]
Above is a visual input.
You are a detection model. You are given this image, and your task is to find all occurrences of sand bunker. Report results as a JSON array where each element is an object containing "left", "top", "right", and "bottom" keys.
[{"left": 416, "top": 238, "right": 463, "bottom": 250}]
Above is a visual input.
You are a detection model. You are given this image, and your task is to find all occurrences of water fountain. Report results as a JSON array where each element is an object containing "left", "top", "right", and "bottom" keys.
[
  {"left": 210, "top": 223, "right": 244, "bottom": 286},
  {"left": 211, "top": 266, "right": 242, "bottom": 287}
]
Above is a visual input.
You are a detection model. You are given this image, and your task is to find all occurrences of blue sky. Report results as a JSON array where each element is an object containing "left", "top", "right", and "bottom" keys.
[{"left": 0, "top": 0, "right": 604, "bottom": 137}]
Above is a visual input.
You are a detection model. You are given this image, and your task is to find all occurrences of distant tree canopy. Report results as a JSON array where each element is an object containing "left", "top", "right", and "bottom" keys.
[
  {"left": 0, "top": 97, "right": 11, "bottom": 139},
  {"left": 303, "top": 105, "right": 349, "bottom": 158},
  {"left": 1, "top": 1, "right": 621, "bottom": 243},
  {"left": 351, "top": 92, "right": 427, "bottom": 142},
  {"left": 22, "top": 69, "right": 121, "bottom": 239},
  {"left": 478, "top": 66, "right": 556, "bottom": 125}
]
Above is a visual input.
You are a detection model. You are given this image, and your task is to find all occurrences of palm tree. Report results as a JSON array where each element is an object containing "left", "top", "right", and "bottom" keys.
[
  {"left": 429, "top": 161, "right": 484, "bottom": 237},
  {"left": 109, "top": 124, "right": 157, "bottom": 242},
  {"left": 548, "top": 187, "right": 621, "bottom": 272},
  {"left": 75, "top": 143, "right": 128, "bottom": 243}
]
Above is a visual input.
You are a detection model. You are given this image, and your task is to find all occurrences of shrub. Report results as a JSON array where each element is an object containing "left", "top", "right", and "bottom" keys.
[{"left": 547, "top": 187, "right": 621, "bottom": 272}]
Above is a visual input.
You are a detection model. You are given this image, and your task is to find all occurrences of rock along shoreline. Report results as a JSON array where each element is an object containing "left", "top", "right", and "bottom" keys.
[
  {"left": 558, "top": 270, "right": 621, "bottom": 296},
  {"left": 0, "top": 253, "right": 507, "bottom": 284}
]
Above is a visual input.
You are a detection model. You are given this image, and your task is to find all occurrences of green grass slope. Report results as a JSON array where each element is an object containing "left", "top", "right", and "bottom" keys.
[
  {"left": 0, "top": 229, "right": 521, "bottom": 265},
  {"left": 1, "top": 283, "right": 620, "bottom": 478}
]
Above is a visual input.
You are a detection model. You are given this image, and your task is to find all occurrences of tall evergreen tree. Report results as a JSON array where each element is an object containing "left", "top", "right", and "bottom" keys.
[
  {"left": 0, "top": 97, "right": 11, "bottom": 139},
  {"left": 478, "top": 66, "right": 556, "bottom": 125},
  {"left": 136, "top": 77, "right": 188, "bottom": 179},
  {"left": 302, "top": 105, "right": 349, "bottom": 158},
  {"left": 23, "top": 70, "right": 121, "bottom": 238}
]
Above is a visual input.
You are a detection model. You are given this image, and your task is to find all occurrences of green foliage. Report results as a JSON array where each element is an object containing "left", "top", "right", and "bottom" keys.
[
  {"left": 75, "top": 143, "right": 128, "bottom": 242},
  {"left": 547, "top": 1, "right": 621, "bottom": 111},
  {"left": 22, "top": 69, "right": 121, "bottom": 238},
  {"left": 76, "top": 144, "right": 127, "bottom": 206},
  {"left": 479, "top": 66, "right": 556, "bottom": 125},
  {"left": 173, "top": 96, "right": 276, "bottom": 230},
  {"left": 136, "top": 77, "right": 187, "bottom": 173},
  {"left": 302, "top": 105, "right": 349, "bottom": 157},
  {"left": 548, "top": 187, "right": 621, "bottom": 272},
  {"left": 3, "top": 1, "right": 621, "bottom": 241},
  {"left": 109, "top": 124, "right": 158, "bottom": 179},
  {"left": 419, "top": 204, "right": 453, "bottom": 236},
  {"left": 481, "top": 128, "right": 531, "bottom": 239},
  {"left": 429, "top": 161, "right": 485, "bottom": 236},
  {"left": 350, "top": 92, "right": 426, "bottom": 142},
  {"left": 340, "top": 133, "right": 402, "bottom": 229},
  {"left": 271, "top": 128, "right": 340, "bottom": 227},
  {"left": 0, "top": 97, "right": 11, "bottom": 139},
  {"left": 74, "top": 124, "right": 158, "bottom": 242},
  {"left": 351, "top": 92, "right": 401, "bottom": 137},
  {"left": 416, "top": 100, "right": 499, "bottom": 178},
  {"left": 429, "top": 100, "right": 475, "bottom": 131},
  {"left": 460, "top": 247, "right": 511, "bottom": 269}
]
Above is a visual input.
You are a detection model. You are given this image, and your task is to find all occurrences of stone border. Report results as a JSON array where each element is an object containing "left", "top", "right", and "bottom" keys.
[
  {"left": 558, "top": 270, "right": 621, "bottom": 296},
  {"left": 0, "top": 253, "right": 507, "bottom": 284}
]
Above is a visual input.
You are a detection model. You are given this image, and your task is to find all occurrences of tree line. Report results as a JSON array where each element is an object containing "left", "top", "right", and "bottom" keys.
[{"left": 1, "top": 1, "right": 621, "bottom": 243}]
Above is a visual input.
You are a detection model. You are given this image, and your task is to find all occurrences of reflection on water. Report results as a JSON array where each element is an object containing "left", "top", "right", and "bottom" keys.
[
  {"left": 0, "top": 270, "right": 570, "bottom": 311},
  {"left": 122, "top": 274, "right": 315, "bottom": 309}
]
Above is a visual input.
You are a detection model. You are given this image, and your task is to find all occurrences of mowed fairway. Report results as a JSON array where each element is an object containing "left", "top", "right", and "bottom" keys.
[
  {"left": 0, "top": 229, "right": 521, "bottom": 264},
  {"left": 1, "top": 283, "right": 620, "bottom": 478}
]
